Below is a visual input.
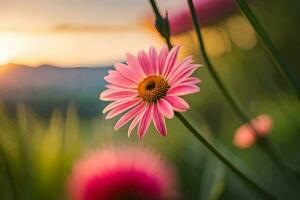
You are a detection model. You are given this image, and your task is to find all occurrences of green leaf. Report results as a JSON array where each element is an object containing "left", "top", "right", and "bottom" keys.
[{"left": 199, "top": 156, "right": 226, "bottom": 200}]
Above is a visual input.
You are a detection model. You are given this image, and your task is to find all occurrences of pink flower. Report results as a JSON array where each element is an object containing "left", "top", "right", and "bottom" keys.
[
  {"left": 169, "top": 0, "right": 236, "bottom": 35},
  {"left": 233, "top": 115, "right": 273, "bottom": 148},
  {"left": 100, "top": 45, "right": 201, "bottom": 138},
  {"left": 67, "top": 146, "right": 178, "bottom": 200}
]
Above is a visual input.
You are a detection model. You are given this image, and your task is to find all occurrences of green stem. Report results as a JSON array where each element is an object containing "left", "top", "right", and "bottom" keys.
[
  {"left": 149, "top": 0, "right": 172, "bottom": 50},
  {"left": 187, "top": 0, "right": 250, "bottom": 124},
  {"left": 149, "top": 0, "right": 162, "bottom": 21},
  {"left": 187, "top": 0, "right": 293, "bottom": 184},
  {"left": 0, "top": 146, "right": 17, "bottom": 200},
  {"left": 175, "top": 112, "right": 274, "bottom": 200},
  {"left": 149, "top": 0, "right": 274, "bottom": 198},
  {"left": 187, "top": 0, "right": 251, "bottom": 123},
  {"left": 257, "top": 138, "right": 296, "bottom": 186},
  {"left": 233, "top": 0, "right": 299, "bottom": 97}
]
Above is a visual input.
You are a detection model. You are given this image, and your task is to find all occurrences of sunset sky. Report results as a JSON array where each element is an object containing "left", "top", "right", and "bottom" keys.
[{"left": 0, "top": 0, "right": 182, "bottom": 67}]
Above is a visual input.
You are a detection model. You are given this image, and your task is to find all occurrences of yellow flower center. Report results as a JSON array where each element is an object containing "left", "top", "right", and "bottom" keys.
[{"left": 138, "top": 75, "right": 170, "bottom": 103}]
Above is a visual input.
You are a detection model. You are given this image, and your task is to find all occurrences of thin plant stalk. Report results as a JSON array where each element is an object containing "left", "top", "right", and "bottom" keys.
[
  {"left": 175, "top": 112, "right": 274, "bottom": 199},
  {"left": 186, "top": 0, "right": 250, "bottom": 123},
  {"left": 233, "top": 0, "right": 299, "bottom": 96},
  {"left": 16, "top": 105, "right": 35, "bottom": 199},
  {"left": 149, "top": 0, "right": 274, "bottom": 199},
  {"left": 0, "top": 147, "right": 17, "bottom": 200},
  {"left": 186, "top": 0, "right": 294, "bottom": 185}
]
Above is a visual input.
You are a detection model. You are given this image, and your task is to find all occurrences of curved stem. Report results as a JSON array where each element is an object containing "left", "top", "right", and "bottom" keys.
[
  {"left": 186, "top": 0, "right": 250, "bottom": 124},
  {"left": 0, "top": 146, "right": 17, "bottom": 200},
  {"left": 233, "top": 0, "right": 299, "bottom": 97},
  {"left": 175, "top": 112, "right": 274, "bottom": 200},
  {"left": 149, "top": 0, "right": 275, "bottom": 198},
  {"left": 187, "top": 0, "right": 293, "bottom": 184},
  {"left": 257, "top": 138, "right": 296, "bottom": 186}
]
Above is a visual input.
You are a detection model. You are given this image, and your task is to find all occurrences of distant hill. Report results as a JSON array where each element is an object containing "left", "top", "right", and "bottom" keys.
[{"left": 0, "top": 63, "right": 111, "bottom": 117}]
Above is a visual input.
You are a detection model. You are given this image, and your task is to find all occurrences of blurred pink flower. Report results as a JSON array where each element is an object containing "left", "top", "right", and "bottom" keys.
[
  {"left": 67, "top": 146, "right": 178, "bottom": 200},
  {"left": 169, "top": 0, "right": 236, "bottom": 35},
  {"left": 100, "top": 45, "right": 201, "bottom": 138},
  {"left": 233, "top": 115, "right": 273, "bottom": 148}
]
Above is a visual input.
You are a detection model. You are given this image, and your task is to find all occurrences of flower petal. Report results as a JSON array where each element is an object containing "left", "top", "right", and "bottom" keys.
[
  {"left": 138, "top": 50, "right": 152, "bottom": 75},
  {"left": 128, "top": 113, "right": 142, "bottom": 137},
  {"left": 164, "top": 96, "right": 190, "bottom": 112},
  {"left": 157, "top": 99, "right": 174, "bottom": 119},
  {"left": 114, "top": 102, "right": 146, "bottom": 130},
  {"left": 104, "top": 73, "right": 137, "bottom": 88},
  {"left": 158, "top": 45, "right": 169, "bottom": 74},
  {"left": 153, "top": 106, "right": 167, "bottom": 136},
  {"left": 100, "top": 89, "right": 137, "bottom": 101},
  {"left": 166, "top": 55, "right": 193, "bottom": 80},
  {"left": 127, "top": 105, "right": 148, "bottom": 137},
  {"left": 114, "top": 62, "right": 140, "bottom": 83},
  {"left": 126, "top": 53, "right": 146, "bottom": 79},
  {"left": 105, "top": 84, "right": 126, "bottom": 90},
  {"left": 163, "top": 45, "right": 181, "bottom": 77},
  {"left": 148, "top": 46, "right": 158, "bottom": 74},
  {"left": 105, "top": 99, "right": 142, "bottom": 119},
  {"left": 169, "top": 64, "right": 200, "bottom": 86},
  {"left": 168, "top": 85, "right": 200, "bottom": 96},
  {"left": 179, "top": 77, "right": 202, "bottom": 85},
  {"left": 103, "top": 98, "right": 140, "bottom": 114},
  {"left": 137, "top": 105, "right": 153, "bottom": 138}
]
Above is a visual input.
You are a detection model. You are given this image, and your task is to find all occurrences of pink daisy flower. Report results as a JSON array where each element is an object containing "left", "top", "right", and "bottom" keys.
[
  {"left": 100, "top": 45, "right": 201, "bottom": 138},
  {"left": 67, "top": 146, "right": 178, "bottom": 200},
  {"left": 233, "top": 115, "right": 273, "bottom": 149}
]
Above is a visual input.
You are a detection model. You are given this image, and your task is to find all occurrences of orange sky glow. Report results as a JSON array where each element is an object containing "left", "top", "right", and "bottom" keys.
[
  {"left": 0, "top": 0, "right": 181, "bottom": 67},
  {"left": 0, "top": 29, "right": 161, "bottom": 67}
]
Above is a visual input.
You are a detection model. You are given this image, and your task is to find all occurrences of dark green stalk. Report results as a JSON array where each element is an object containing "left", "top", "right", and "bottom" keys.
[
  {"left": 233, "top": 0, "right": 299, "bottom": 97},
  {"left": 0, "top": 146, "right": 17, "bottom": 200},
  {"left": 149, "top": 0, "right": 172, "bottom": 50},
  {"left": 149, "top": 0, "right": 162, "bottom": 21},
  {"left": 257, "top": 138, "right": 297, "bottom": 186},
  {"left": 149, "top": 0, "right": 274, "bottom": 198},
  {"left": 175, "top": 113, "right": 274, "bottom": 199},
  {"left": 186, "top": 0, "right": 250, "bottom": 124},
  {"left": 187, "top": 0, "right": 293, "bottom": 184},
  {"left": 16, "top": 105, "right": 35, "bottom": 199},
  {"left": 187, "top": 0, "right": 263, "bottom": 136}
]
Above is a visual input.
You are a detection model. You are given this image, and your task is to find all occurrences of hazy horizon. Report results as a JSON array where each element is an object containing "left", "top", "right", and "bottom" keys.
[{"left": 1, "top": 61, "right": 114, "bottom": 68}]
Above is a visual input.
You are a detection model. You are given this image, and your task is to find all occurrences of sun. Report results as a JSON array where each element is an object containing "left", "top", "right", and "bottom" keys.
[{"left": 0, "top": 47, "right": 10, "bottom": 65}]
